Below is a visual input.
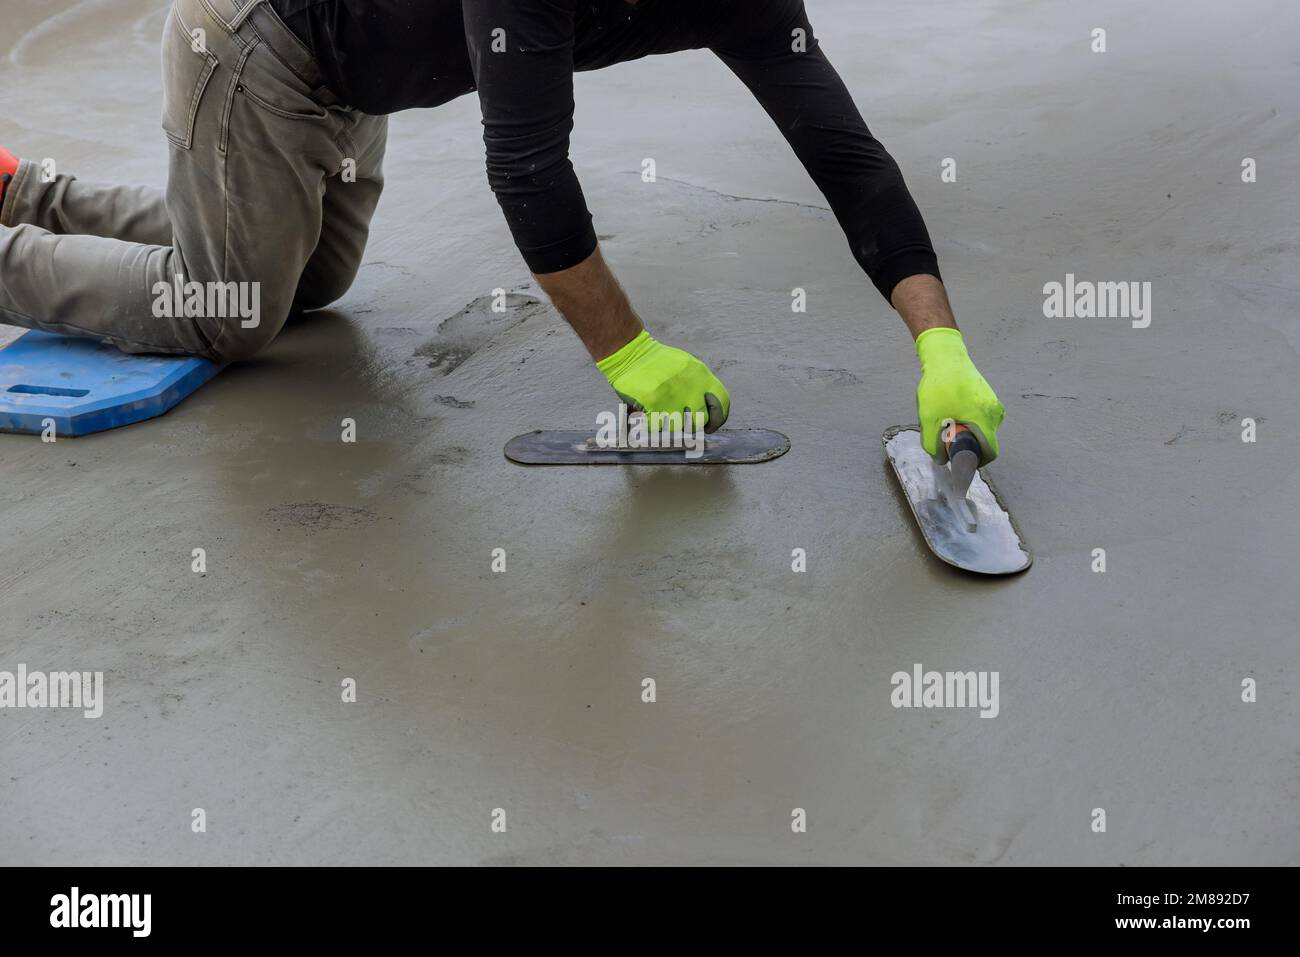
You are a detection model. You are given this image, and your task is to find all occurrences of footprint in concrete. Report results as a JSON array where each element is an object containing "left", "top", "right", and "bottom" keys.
[{"left": 416, "top": 293, "right": 551, "bottom": 374}]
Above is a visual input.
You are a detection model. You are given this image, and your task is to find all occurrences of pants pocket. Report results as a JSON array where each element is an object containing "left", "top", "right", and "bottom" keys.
[
  {"left": 234, "top": 43, "right": 332, "bottom": 122},
  {"left": 237, "top": 80, "right": 330, "bottom": 122},
  {"left": 161, "top": 6, "right": 219, "bottom": 150}
]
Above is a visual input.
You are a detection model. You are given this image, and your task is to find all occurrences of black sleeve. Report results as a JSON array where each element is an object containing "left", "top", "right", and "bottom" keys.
[
  {"left": 712, "top": 4, "right": 941, "bottom": 302},
  {"left": 462, "top": 0, "right": 598, "bottom": 275}
]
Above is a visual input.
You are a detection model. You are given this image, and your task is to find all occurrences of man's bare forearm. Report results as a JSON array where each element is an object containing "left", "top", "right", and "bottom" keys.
[
  {"left": 535, "top": 246, "right": 643, "bottom": 361},
  {"left": 891, "top": 274, "right": 959, "bottom": 341}
]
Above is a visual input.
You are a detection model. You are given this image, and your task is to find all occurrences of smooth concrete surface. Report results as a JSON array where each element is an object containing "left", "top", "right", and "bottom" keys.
[{"left": 1, "top": 0, "right": 1297, "bottom": 865}]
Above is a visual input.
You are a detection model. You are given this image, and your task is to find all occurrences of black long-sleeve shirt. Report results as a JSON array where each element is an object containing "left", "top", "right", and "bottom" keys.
[{"left": 271, "top": 0, "right": 939, "bottom": 295}]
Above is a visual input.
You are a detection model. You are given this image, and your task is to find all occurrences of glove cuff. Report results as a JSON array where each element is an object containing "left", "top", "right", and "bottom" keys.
[
  {"left": 596, "top": 329, "right": 655, "bottom": 383},
  {"left": 915, "top": 326, "right": 968, "bottom": 372}
]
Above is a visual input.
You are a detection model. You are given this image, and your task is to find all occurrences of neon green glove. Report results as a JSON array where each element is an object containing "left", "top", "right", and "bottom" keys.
[
  {"left": 596, "top": 330, "right": 730, "bottom": 433},
  {"left": 915, "top": 327, "right": 1005, "bottom": 464}
]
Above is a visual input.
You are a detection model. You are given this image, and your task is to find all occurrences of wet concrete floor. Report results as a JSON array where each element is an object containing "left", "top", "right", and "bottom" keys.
[{"left": 1, "top": 0, "right": 1297, "bottom": 864}]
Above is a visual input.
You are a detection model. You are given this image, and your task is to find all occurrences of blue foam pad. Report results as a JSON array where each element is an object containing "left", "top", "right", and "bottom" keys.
[{"left": 0, "top": 331, "right": 223, "bottom": 436}]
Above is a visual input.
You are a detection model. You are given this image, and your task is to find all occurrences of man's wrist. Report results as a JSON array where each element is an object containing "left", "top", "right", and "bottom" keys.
[
  {"left": 585, "top": 308, "right": 643, "bottom": 363},
  {"left": 534, "top": 246, "right": 644, "bottom": 361},
  {"left": 891, "top": 273, "right": 959, "bottom": 341}
]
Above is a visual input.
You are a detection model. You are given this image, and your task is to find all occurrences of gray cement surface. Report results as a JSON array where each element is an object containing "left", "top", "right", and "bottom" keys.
[{"left": 1, "top": 0, "right": 1297, "bottom": 865}]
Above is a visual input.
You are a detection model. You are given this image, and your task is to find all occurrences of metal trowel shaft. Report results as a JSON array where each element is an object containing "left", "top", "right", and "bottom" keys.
[
  {"left": 943, "top": 424, "right": 982, "bottom": 532},
  {"left": 947, "top": 427, "right": 980, "bottom": 499}
]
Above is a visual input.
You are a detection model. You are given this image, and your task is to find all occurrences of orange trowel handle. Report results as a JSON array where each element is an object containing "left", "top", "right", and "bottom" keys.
[{"left": 941, "top": 422, "right": 982, "bottom": 462}]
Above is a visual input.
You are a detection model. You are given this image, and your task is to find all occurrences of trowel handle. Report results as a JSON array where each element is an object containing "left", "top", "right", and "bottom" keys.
[{"left": 944, "top": 423, "right": 982, "bottom": 463}]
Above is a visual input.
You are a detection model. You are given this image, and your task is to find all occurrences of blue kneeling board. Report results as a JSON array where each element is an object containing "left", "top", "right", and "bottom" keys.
[{"left": 0, "top": 331, "right": 223, "bottom": 436}]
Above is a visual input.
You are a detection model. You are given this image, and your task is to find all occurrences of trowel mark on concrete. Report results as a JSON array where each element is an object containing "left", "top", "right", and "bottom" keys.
[
  {"left": 409, "top": 618, "right": 474, "bottom": 653},
  {"left": 7, "top": 0, "right": 115, "bottom": 67},
  {"left": 1038, "top": 339, "right": 1076, "bottom": 360},
  {"left": 1217, "top": 410, "right": 1263, "bottom": 426},
  {"left": 635, "top": 550, "right": 749, "bottom": 603},
  {"left": 1164, "top": 414, "right": 1265, "bottom": 446},
  {"left": 266, "top": 502, "right": 378, "bottom": 530},
  {"left": 363, "top": 260, "right": 416, "bottom": 279},
  {"left": 633, "top": 173, "right": 831, "bottom": 214},
  {"left": 415, "top": 293, "right": 550, "bottom": 375},
  {"left": 425, "top": 446, "right": 474, "bottom": 466},
  {"left": 777, "top": 363, "right": 863, "bottom": 387}
]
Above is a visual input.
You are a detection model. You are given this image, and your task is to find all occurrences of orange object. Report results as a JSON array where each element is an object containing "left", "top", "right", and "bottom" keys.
[
  {"left": 0, "top": 146, "right": 17, "bottom": 201},
  {"left": 942, "top": 421, "right": 972, "bottom": 447}
]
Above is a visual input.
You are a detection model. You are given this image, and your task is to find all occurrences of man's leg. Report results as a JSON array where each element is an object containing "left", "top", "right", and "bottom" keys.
[
  {"left": 0, "top": 157, "right": 171, "bottom": 245},
  {"left": 292, "top": 114, "right": 388, "bottom": 313},
  {"left": 2, "top": 112, "right": 387, "bottom": 328},
  {"left": 0, "top": 0, "right": 354, "bottom": 359},
  {"left": 0, "top": 160, "right": 201, "bottom": 352},
  {"left": 3, "top": 108, "right": 388, "bottom": 319}
]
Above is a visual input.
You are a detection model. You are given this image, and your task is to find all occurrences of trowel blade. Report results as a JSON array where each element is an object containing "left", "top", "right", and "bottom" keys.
[
  {"left": 883, "top": 425, "right": 1032, "bottom": 575},
  {"left": 505, "top": 428, "right": 790, "bottom": 465}
]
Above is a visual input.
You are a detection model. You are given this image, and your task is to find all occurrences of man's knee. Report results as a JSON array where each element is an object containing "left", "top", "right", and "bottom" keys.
[
  {"left": 291, "top": 245, "right": 364, "bottom": 313},
  {"left": 292, "top": 267, "right": 357, "bottom": 313},
  {"left": 202, "top": 287, "right": 292, "bottom": 362},
  {"left": 205, "top": 319, "right": 280, "bottom": 362}
]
